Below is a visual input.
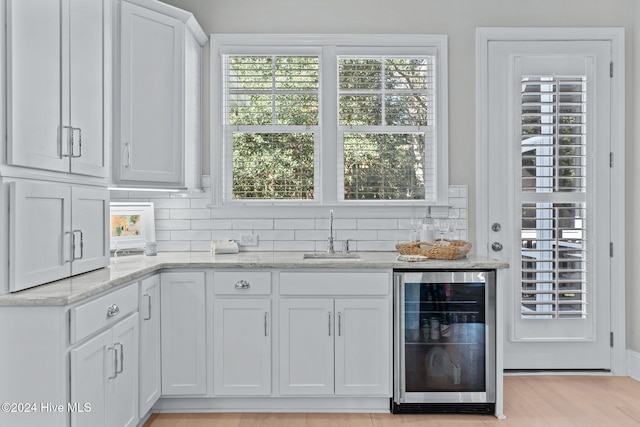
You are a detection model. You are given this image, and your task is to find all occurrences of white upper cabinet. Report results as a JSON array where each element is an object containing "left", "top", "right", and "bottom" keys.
[
  {"left": 8, "top": 180, "right": 109, "bottom": 292},
  {"left": 6, "top": 0, "right": 108, "bottom": 177},
  {"left": 114, "top": 0, "right": 206, "bottom": 189}
]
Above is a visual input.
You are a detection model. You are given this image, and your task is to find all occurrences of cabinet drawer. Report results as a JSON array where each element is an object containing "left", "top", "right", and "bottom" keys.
[
  {"left": 70, "top": 283, "right": 139, "bottom": 343},
  {"left": 213, "top": 271, "right": 271, "bottom": 295},
  {"left": 280, "top": 272, "right": 390, "bottom": 296}
]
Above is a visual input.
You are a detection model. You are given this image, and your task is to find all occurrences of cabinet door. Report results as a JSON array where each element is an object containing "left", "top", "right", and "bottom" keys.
[
  {"left": 139, "top": 276, "right": 161, "bottom": 416},
  {"left": 279, "top": 298, "right": 334, "bottom": 395},
  {"left": 334, "top": 299, "right": 391, "bottom": 396},
  {"left": 6, "top": 0, "right": 67, "bottom": 172},
  {"left": 71, "top": 187, "right": 109, "bottom": 275},
  {"left": 108, "top": 313, "right": 139, "bottom": 427},
  {"left": 70, "top": 329, "right": 111, "bottom": 427},
  {"left": 68, "top": 0, "right": 108, "bottom": 177},
  {"left": 161, "top": 272, "right": 206, "bottom": 395},
  {"left": 9, "top": 181, "right": 71, "bottom": 292},
  {"left": 213, "top": 299, "right": 271, "bottom": 396},
  {"left": 118, "top": 2, "right": 184, "bottom": 185}
]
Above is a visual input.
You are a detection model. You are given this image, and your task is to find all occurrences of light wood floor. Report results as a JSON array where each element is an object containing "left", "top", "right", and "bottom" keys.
[{"left": 143, "top": 376, "right": 640, "bottom": 427}]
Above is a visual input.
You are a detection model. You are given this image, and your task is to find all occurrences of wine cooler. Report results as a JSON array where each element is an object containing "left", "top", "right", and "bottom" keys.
[{"left": 392, "top": 270, "right": 496, "bottom": 414}]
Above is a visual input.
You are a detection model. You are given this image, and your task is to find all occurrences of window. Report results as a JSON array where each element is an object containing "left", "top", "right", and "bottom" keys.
[{"left": 211, "top": 35, "right": 448, "bottom": 210}]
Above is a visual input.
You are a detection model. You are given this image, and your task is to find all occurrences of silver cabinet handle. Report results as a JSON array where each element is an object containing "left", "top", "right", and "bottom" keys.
[
  {"left": 328, "top": 311, "right": 332, "bottom": 336},
  {"left": 108, "top": 346, "right": 117, "bottom": 379},
  {"left": 62, "top": 126, "right": 74, "bottom": 158},
  {"left": 106, "top": 304, "right": 120, "bottom": 318},
  {"left": 234, "top": 280, "right": 250, "bottom": 289},
  {"left": 115, "top": 343, "right": 124, "bottom": 375},
  {"left": 62, "top": 126, "right": 82, "bottom": 158},
  {"left": 338, "top": 312, "right": 342, "bottom": 336},
  {"left": 71, "top": 127, "right": 82, "bottom": 158},
  {"left": 64, "top": 231, "right": 73, "bottom": 263},
  {"left": 143, "top": 293, "right": 152, "bottom": 320},
  {"left": 72, "top": 230, "right": 84, "bottom": 260},
  {"left": 264, "top": 312, "right": 268, "bottom": 337},
  {"left": 124, "top": 143, "right": 131, "bottom": 167}
]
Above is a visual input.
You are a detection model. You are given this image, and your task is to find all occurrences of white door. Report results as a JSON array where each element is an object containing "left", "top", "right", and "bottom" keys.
[
  {"left": 109, "top": 314, "right": 139, "bottom": 427},
  {"left": 9, "top": 181, "right": 71, "bottom": 291},
  {"left": 7, "top": 0, "right": 68, "bottom": 172},
  {"left": 71, "top": 187, "right": 109, "bottom": 275},
  {"left": 279, "top": 298, "right": 334, "bottom": 395},
  {"left": 160, "top": 272, "right": 206, "bottom": 395},
  {"left": 139, "top": 276, "right": 161, "bottom": 417},
  {"left": 213, "top": 298, "right": 271, "bottom": 396},
  {"left": 485, "top": 40, "right": 613, "bottom": 369},
  {"left": 68, "top": 0, "right": 108, "bottom": 177},
  {"left": 119, "top": 2, "right": 184, "bottom": 184},
  {"left": 70, "top": 329, "right": 111, "bottom": 427},
  {"left": 335, "top": 298, "right": 390, "bottom": 396}
]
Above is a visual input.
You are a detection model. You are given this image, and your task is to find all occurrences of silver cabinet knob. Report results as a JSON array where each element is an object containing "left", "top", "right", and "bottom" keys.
[
  {"left": 491, "top": 223, "right": 501, "bottom": 232},
  {"left": 107, "top": 304, "right": 120, "bottom": 318},
  {"left": 234, "top": 280, "right": 250, "bottom": 289},
  {"left": 491, "top": 242, "right": 503, "bottom": 252}
]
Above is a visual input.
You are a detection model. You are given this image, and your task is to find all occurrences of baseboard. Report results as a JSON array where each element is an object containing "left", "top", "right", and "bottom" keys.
[{"left": 627, "top": 349, "right": 640, "bottom": 381}]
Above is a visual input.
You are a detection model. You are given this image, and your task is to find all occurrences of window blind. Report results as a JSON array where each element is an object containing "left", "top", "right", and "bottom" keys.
[
  {"left": 223, "top": 55, "right": 319, "bottom": 200},
  {"left": 338, "top": 56, "right": 436, "bottom": 202}
]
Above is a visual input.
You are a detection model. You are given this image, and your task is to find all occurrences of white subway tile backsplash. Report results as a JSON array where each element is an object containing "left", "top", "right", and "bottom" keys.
[
  {"left": 155, "top": 219, "right": 191, "bottom": 230},
  {"left": 114, "top": 177, "right": 468, "bottom": 252},
  {"left": 295, "top": 229, "right": 331, "bottom": 241},
  {"left": 153, "top": 199, "right": 191, "bottom": 209},
  {"left": 274, "top": 240, "right": 315, "bottom": 251},
  {"left": 275, "top": 219, "right": 315, "bottom": 229},
  {"left": 171, "top": 230, "right": 212, "bottom": 241},
  {"left": 336, "top": 229, "right": 377, "bottom": 241},
  {"left": 377, "top": 229, "right": 413, "bottom": 241},
  {"left": 357, "top": 219, "right": 398, "bottom": 229},
  {"left": 170, "top": 209, "right": 211, "bottom": 220},
  {"left": 157, "top": 240, "right": 191, "bottom": 252},
  {"left": 190, "top": 241, "right": 212, "bottom": 252},
  {"left": 232, "top": 219, "right": 274, "bottom": 230}
]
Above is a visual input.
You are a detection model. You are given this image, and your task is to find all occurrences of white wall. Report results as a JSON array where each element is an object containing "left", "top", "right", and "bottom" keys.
[{"left": 156, "top": 0, "right": 638, "bottom": 353}]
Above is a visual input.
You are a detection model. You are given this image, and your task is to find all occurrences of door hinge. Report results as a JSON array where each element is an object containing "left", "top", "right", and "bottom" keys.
[
  {"left": 610, "top": 242, "right": 614, "bottom": 257},
  {"left": 610, "top": 61, "right": 614, "bottom": 78},
  {"left": 610, "top": 152, "right": 614, "bottom": 168},
  {"left": 610, "top": 332, "right": 614, "bottom": 348}
]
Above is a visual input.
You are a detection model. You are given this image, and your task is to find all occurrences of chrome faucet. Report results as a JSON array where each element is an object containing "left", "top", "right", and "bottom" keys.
[{"left": 327, "top": 209, "right": 335, "bottom": 253}]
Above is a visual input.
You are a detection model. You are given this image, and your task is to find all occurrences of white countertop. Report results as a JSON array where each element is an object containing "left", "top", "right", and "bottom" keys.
[{"left": 0, "top": 251, "right": 508, "bottom": 306}]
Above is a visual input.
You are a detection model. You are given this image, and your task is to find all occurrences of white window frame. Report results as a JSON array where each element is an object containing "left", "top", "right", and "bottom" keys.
[{"left": 210, "top": 34, "right": 449, "bottom": 218}]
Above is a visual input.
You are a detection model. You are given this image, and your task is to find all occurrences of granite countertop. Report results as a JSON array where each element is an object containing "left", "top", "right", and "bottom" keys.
[{"left": 0, "top": 251, "right": 508, "bottom": 306}]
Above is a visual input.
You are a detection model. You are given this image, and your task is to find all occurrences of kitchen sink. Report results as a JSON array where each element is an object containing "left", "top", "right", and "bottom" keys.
[{"left": 302, "top": 253, "right": 361, "bottom": 260}]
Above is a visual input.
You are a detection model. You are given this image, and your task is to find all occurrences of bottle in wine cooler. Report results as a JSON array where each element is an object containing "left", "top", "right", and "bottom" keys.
[
  {"left": 440, "top": 314, "right": 451, "bottom": 340},
  {"left": 458, "top": 314, "right": 467, "bottom": 342},
  {"left": 451, "top": 314, "right": 459, "bottom": 342}
]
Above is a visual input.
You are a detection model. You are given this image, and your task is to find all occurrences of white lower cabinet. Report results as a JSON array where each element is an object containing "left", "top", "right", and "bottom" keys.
[
  {"left": 160, "top": 272, "right": 207, "bottom": 395},
  {"left": 278, "top": 271, "right": 392, "bottom": 397},
  {"left": 334, "top": 299, "right": 390, "bottom": 395},
  {"left": 71, "top": 313, "right": 139, "bottom": 427},
  {"left": 213, "top": 298, "right": 271, "bottom": 396},
  {"left": 139, "top": 275, "right": 161, "bottom": 416},
  {"left": 279, "top": 298, "right": 390, "bottom": 396},
  {"left": 279, "top": 298, "right": 335, "bottom": 395}
]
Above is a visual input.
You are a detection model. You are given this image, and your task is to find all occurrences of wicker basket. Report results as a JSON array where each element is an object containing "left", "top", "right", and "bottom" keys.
[{"left": 395, "top": 239, "right": 472, "bottom": 260}]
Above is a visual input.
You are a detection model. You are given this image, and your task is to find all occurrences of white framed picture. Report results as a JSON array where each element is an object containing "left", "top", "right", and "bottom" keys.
[{"left": 109, "top": 202, "right": 156, "bottom": 250}]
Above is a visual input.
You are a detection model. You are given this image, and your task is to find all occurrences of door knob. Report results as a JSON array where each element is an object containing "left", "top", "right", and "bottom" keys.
[
  {"left": 491, "top": 223, "right": 501, "bottom": 232},
  {"left": 491, "top": 242, "right": 503, "bottom": 252}
]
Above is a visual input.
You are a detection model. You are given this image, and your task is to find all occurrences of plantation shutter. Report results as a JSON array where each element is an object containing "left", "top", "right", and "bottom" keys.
[{"left": 520, "top": 76, "right": 588, "bottom": 319}]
